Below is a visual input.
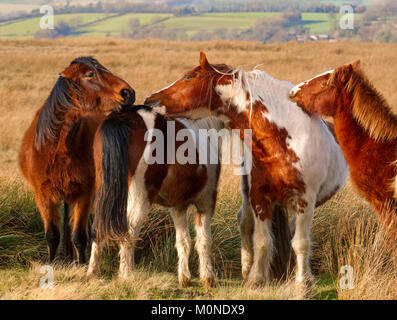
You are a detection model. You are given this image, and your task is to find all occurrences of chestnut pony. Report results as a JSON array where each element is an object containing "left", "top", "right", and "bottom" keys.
[
  {"left": 19, "top": 57, "right": 135, "bottom": 263},
  {"left": 290, "top": 61, "right": 397, "bottom": 235},
  {"left": 145, "top": 52, "right": 348, "bottom": 292}
]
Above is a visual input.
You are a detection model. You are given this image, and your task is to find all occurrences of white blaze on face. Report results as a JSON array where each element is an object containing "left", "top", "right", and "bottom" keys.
[{"left": 290, "top": 70, "right": 334, "bottom": 97}]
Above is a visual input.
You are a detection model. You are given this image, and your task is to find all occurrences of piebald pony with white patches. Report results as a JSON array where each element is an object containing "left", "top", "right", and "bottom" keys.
[
  {"left": 88, "top": 106, "right": 223, "bottom": 288},
  {"left": 145, "top": 52, "right": 348, "bottom": 294}
]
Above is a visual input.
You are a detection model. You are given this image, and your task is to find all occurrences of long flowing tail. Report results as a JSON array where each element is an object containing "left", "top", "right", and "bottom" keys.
[
  {"left": 270, "top": 205, "right": 295, "bottom": 281},
  {"left": 94, "top": 112, "right": 131, "bottom": 243}
]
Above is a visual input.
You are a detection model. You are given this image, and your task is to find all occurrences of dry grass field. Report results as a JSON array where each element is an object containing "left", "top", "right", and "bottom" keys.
[{"left": 0, "top": 38, "right": 397, "bottom": 300}]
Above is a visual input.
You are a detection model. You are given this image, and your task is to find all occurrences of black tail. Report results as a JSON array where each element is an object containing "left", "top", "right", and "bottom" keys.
[
  {"left": 94, "top": 112, "right": 131, "bottom": 243},
  {"left": 270, "top": 205, "right": 295, "bottom": 281}
]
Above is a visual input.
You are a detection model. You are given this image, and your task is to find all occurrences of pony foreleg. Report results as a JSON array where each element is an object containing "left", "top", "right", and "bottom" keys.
[
  {"left": 171, "top": 209, "right": 192, "bottom": 287},
  {"left": 291, "top": 198, "right": 315, "bottom": 296},
  {"left": 62, "top": 202, "right": 74, "bottom": 261},
  {"left": 237, "top": 201, "right": 254, "bottom": 282},
  {"left": 70, "top": 196, "right": 92, "bottom": 264},
  {"left": 194, "top": 210, "right": 216, "bottom": 288},
  {"left": 246, "top": 212, "right": 274, "bottom": 289},
  {"left": 87, "top": 240, "right": 102, "bottom": 278},
  {"left": 36, "top": 196, "right": 61, "bottom": 263}
]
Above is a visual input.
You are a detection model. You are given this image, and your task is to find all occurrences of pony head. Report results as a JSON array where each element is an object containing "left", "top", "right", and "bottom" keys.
[
  {"left": 289, "top": 60, "right": 361, "bottom": 117},
  {"left": 59, "top": 56, "right": 135, "bottom": 112},
  {"left": 35, "top": 57, "right": 135, "bottom": 149},
  {"left": 145, "top": 52, "right": 234, "bottom": 118}
]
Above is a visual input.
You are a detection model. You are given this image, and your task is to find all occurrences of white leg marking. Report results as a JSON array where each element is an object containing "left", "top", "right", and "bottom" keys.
[
  {"left": 171, "top": 209, "right": 192, "bottom": 287},
  {"left": 238, "top": 177, "right": 254, "bottom": 281},
  {"left": 118, "top": 109, "right": 155, "bottom": 279},
  {"left": 246, "top": 217, "right": 274, "bottom": 288},
  {"left": 87, "top": 241, "right": 102, "bottom": 278},
  {"left": 195, "top": 211, "right": 216, "bottom": 288},
  {"left": 291, "top": 198, "right": 315, "bottom": 287},
  {"left": 119, "top": 241, "right": 135, "bottom": 279}
]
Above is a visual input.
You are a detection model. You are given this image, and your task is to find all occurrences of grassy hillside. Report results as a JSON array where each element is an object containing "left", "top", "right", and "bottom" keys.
[
  {"left": 0, "top": 38, "right": 397, "bottom": 299},
  {"left": 0, "top": 11, "right": 352, "bottom": 38}
]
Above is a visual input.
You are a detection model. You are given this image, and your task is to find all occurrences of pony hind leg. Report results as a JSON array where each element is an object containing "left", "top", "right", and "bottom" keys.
[
  {"left": 171, "top": 208, "right": 192, "bottom": 287},
  {"left": 246, "top": 210, "right": 274, "bottom": 289},
  {"left": 194, "top": 208, "right": 216, "bottom": 288},
  {"left": 291, "top": 196, "right": 316, "bottom": 297},
  {"left": 237, "top": 200, "right": 254, "bottom": 282},
  {"left": 118, "top": 199, "right": 151, "bottom": 279},
  {"left": 238, "top": 174, "right": 254, "bottom": 281},
  {"left": 35, "top": 196, "right": 61, "bottom": 263}
]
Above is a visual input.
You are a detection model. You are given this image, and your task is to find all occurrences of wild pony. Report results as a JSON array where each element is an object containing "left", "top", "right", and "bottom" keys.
[
  {"left": 87, "top": 106, "right": 223, "bottom": 288},
  {"left": 145, "top": 52, "right": 348, "bottom": 291},
  {"left": 88, "top": 107, "right": 299, "bottom": 286},
  {"left": 19, "top": 57, "right": 135, "bottom": 264},
  {"left": 289, "top": 61, "right": 397, "bottom": 235}
]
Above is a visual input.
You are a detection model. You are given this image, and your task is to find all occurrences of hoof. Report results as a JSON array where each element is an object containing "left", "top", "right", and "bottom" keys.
[
  {"left": 202, "top": 276, "right": 217, "bottom": 289},
  {"left": 242, "top": 269, "right": 250, "bottom": 283},
  {"left": 179, "top": 275, "right": 192, "bottom": 288},
  {"left": 86, "top": 269, "right": 100, "bottom": 280},
  {"left": 295, "top": 275, "right": 315, "bottom": 299},
  {"left": 118, "top": 271, "right": 132, "bottom": 280},
  {"left": 245, "top": 276, "right": 267, "bottom": 289}
]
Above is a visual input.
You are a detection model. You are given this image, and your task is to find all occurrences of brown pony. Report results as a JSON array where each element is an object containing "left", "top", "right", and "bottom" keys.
[
  {"left": 290, "top": 61, "right": 397, "bottom": 234},
  {"left": 19, "top": 57, "right": 135, "bottom": 263}
]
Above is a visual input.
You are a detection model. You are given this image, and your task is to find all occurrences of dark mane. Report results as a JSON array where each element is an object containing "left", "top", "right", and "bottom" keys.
[
  {"left": 71, "top": 56, "right": 108, "bottom": 74},
  {"left": 34, "top": 56, "right": 106, "bottom": 150},
  {"left": 35, "top": 76, "right": 80, "bottom": 150}
]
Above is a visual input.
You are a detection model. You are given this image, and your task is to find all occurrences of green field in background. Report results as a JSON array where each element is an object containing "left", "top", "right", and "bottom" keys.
[
  {"left": 78, "top": 13, "right": 172, "bottom": 37},
  {"left": 0, "top": 13, "right": 108, "bottom": 37},
  {"left": 0, "top": 11, "right": 358, "bottom": 38}
]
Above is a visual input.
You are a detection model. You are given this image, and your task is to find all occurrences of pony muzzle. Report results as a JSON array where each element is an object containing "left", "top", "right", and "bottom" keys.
[
  {"left": 144, "top": 99, "right": 161, "bottom": 107},
  {"left": 120, "top": 88, "right": 136, "bottom": 106},
  {"left": 289, "top": 86, "right": 300, "bottom": 99}
]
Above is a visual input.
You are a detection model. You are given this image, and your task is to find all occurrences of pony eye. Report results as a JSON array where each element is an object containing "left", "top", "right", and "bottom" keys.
[
  {"left": 320, "top": 82, "right": 327, "bottom": 88},
  {"left": 184, "top": 75, "right": 193, "bottom": 80},
  {"left": 86, "top": 71, "right": 95, "bottom": 78}
]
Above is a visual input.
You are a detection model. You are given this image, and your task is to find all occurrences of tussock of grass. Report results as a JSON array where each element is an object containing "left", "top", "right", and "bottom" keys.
[{"left": 0, "top": 179, "right": 46, "bottom": 268}]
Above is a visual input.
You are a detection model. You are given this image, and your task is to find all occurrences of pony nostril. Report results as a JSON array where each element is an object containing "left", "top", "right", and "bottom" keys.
[
  {"left": 120, "top": 88, "right": 135, "bottom": 105},
  {"left": 120, "top": 89, "right": 129, "bottom": 100}
]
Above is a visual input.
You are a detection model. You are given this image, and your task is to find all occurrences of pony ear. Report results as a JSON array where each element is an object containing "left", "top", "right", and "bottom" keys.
[
  {"left": 200, "top": 51, "right": 211, "bottom": 70},
  {"left": 351, "top": 60, "right": 361, "bottom": 70},
  {"left": 60, "top": 63, "right": 79, "bottom": 80},
  {"left": 339, "top": 64, "right": 353, "bottom": 84}
]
